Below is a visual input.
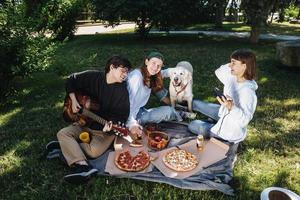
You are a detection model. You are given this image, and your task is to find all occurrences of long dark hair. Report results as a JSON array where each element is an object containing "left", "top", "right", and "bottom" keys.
[{"left": 140, "top": 63, "right": 164, "bottom": 93}]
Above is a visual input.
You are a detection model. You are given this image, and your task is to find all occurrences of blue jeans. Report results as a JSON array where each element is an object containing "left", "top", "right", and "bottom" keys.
[
  {"left": 188, "top": 100, "right": 220, "bottom": 138},
  {"left": 137, "top": 106, "right": 183, "bottom": 125},
  {"left": 154, "top": 88, "right": 168, "bottom": 101}
]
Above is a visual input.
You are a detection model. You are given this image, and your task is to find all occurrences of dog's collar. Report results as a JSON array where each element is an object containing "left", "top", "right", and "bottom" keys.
[{"left": 173, "top": 81, "right": 189, "bottom": 96}]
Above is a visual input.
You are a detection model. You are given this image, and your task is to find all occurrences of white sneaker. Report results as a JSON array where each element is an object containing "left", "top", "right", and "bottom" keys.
[{"left": 179, "top": 111, "right": 197, "bottom": 120}]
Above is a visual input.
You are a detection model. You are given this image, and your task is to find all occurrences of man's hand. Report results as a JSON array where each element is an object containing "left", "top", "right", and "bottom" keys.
[
  {"left": 69, "top": 93, "right": 81, "bottom": 113},
  {"left": 103, "top": 121, "right": 113, "bottom": 132},
  {"left": 216, "top": 95, "right": 233, "bottom": 111},
  {"left": 129, "top": 125, "right": 143, "bottom": 140}
]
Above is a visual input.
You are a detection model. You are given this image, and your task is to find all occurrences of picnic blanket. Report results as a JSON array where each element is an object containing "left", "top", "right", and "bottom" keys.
[{"left": 89, "top": 121, "right": 238, "bottom": 196}]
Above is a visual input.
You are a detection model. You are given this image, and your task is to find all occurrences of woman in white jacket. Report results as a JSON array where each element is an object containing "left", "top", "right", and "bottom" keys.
[{"left": 188, "top": 49, "right": 258, "bottom": 143}]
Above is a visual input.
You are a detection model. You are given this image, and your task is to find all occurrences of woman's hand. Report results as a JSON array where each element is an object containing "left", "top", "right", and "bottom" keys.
[
  {"left": 103, "top": 121, "right": 113, "bottom": 132},
  {"left": 69, "top": 93, "right": 81, "bottom": 113},
  {"left": 129, "top": 125, "right": 143, "bottom": 140},
  {"left": 216, "top": 95, "right": 234, "bottom": 111}
]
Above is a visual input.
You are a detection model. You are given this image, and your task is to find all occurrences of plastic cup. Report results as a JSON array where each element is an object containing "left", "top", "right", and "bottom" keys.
[{"left": 79, "top": 132, "right": 90, "bottom": 143}]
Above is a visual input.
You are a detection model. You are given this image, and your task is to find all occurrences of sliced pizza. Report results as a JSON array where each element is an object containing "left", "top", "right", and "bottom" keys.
[
  {"left": 162, "top": 149, "right": 198, "bottom": 172},
  {"left": 115, "top": 150, "right": 150, "bottom": 172}
]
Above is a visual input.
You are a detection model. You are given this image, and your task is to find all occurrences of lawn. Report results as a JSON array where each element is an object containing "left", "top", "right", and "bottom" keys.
[
  {"left": 184, "top": 22, "right": 300, "bottom": 36},
  {"left": 0, "top": 33, "right": 299, "bottom": 200}
]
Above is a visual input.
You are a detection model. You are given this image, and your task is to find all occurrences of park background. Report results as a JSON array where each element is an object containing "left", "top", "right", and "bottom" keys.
[{"left": 1, "top": 0, "right": 300, "bottom": 199}]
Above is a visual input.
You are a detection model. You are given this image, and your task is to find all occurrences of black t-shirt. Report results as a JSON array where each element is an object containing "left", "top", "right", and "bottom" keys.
[{"left": 66, "top": 70, "right": 130, "bottom": 130}]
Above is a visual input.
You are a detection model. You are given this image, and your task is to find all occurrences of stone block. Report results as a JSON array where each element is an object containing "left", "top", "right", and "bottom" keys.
[{"left": 276, "top": 41, "right": 300, "bottom": 67}]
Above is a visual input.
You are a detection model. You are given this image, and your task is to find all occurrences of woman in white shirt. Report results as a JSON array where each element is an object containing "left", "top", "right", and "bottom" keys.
[
  {"left": 188, "top": 49, "right": 258, "bottom": 143},
  {"left": 126, "top": 52, "right": 182, "bottom": 137}
]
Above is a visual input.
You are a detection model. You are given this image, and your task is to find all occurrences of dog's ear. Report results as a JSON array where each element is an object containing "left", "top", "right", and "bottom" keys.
[
  {"left": 187, "top": 71, "right": 192, "bottom": 82},
  {"left": 167, "top": 68, "right": 175, "bottom": 77}
]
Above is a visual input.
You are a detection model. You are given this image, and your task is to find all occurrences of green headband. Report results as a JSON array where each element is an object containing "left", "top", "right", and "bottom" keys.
[{"left": 146, "top": 51, "right": 164, "bottom": 62}]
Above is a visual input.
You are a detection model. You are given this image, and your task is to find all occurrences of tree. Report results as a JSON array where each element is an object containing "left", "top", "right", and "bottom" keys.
[
  {"left": 22, "top": 0, "right": 84, "bottom": 41},
  {"left": 92, "top": 0, "right": 216, "bottom": 38},
  {"left": 0, "top": 0, "right": 59, "bottom": 96},
  {"left": 241, "top": 0, "right": 275, "bottom": 43},
  {"left": 213, "top": 0, "right": 229, "bottom": 28}
]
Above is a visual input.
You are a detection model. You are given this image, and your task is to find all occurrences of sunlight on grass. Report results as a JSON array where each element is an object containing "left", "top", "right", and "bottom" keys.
[
  {"left": 0, "top": 150, "right": 21, "bottom": 175},
  {"left": 0, "top": 108, "right": 22, "bottom": 127},
  {"left": 106, "top": 28, "right": 135, "bottom": 34},
  {"left": 255, "top": 97, "right": 300, "bottom": 133},
  {"left": 236, "top": 149, "right": 300, "bottom": 192},
  {"left": 258, "top": 77, "right": 268, "bottom": 84},
  {"left": 274, "top": 110, "right": 300, "bottom": 132},
  {"left": 261, "top": 98, "right": 300, "bottom": 107},
  {"left": 22, "top": 88, "right": 31, "bottom": 95},
  {"left": 274, "top": 117, "right": 299, "bottom": 130},
  {"left": 223, "top": 22, "right": 250, "bottom": 32},
  {"left": 55, "top": 101, "right": 64, "bottom": 109},
  {"left": 205, "top": 96, "right": 216, "bottom": 102},
  {"left": 0, "top": 140, "right": 31, "bottom": 175},
  {"left": 282, "top": 98, "right": 300, "bottom": 106}
]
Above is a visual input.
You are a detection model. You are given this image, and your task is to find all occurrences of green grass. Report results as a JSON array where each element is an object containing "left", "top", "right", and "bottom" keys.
[
  {"left": 185, "top": 22, "right": 300, "bottom": 36},
  {"left": 0, "top": 33, "right": 299, "bottom": 200}
]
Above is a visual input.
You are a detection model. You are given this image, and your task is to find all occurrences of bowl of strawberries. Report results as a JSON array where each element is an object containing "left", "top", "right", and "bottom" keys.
[{"left": 148, "top": 131, "right": 169, "bottom": 150}]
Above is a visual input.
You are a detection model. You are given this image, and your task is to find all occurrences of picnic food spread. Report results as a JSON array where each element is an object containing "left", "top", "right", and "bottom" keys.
[
  {"left": 115, "top": 150, "right": 150, "bottom": 172},
  {"left": 148, "top": 131, "right": 169, "bottom": 150},
  {"left": 162, "top": 149, "right": 198, "bottom": 172}
]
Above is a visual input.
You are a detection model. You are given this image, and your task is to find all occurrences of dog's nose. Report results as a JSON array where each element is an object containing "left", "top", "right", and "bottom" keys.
[{"left": 174, "top": 77, "right": 178, "bottom": 82}]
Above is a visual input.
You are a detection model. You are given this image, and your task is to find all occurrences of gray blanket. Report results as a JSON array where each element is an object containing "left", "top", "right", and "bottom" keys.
[{"left": 89, "top": 121, "right": 238, "bottom": 196}]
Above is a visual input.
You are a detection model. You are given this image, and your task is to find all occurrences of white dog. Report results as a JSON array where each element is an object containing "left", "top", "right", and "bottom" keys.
[{"left": 168, "top": 61, "right": 194, "bottom": 113}]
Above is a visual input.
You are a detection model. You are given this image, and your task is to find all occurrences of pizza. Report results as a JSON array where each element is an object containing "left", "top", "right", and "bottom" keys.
[
  {"left": 115, "top": 150, "right": 150, "bottom": 172},
  {"left": 162, "top": 149, "right": 198, "bottom": 172}
]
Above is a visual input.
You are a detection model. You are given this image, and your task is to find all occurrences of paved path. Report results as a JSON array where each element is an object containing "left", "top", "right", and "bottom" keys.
[
  {"left": 150, "top": 30, "right": 300, "bottom": 41},
  {"left": 75, "top": 23, "right": 300, "bottom": 41},
  {"left": 75, "top": 23, "right": 136, "bottom": 35}
]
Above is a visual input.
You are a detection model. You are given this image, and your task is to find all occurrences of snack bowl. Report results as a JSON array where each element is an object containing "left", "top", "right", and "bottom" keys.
[
  {"left": 144, "top": 123, "right": 160, "bottom": 136},
  {"left": 148, "top": 131, "right": 169, "bottom": 150}
]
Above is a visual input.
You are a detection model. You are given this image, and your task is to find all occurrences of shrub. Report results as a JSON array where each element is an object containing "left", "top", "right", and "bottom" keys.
[
  {"left": 0, "top": 1, "right": 58, "bottom": 97},
  {"left": 0, "top": 4, "right": 27, "bottom": 95},
  {"left": 285, "top": 5, "right": 300, "bottom": 19}
]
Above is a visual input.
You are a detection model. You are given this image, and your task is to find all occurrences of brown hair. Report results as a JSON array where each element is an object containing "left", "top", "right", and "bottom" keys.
[
  {"left": 231, "top": 49, "right": 256, "bottom": 80},
  {"left": 141, "top": 63, "right": 164, "bottom": 92}
]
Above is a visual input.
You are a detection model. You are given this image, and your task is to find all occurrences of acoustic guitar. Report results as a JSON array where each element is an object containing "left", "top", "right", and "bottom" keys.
[{"left": 63, "top": 92, "right": 130, "bottom": 137}]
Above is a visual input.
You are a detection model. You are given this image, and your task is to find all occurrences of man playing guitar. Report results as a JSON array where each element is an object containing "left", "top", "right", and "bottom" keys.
[{"left": 46, "top": 55, "right": 132, "bottom": 183}]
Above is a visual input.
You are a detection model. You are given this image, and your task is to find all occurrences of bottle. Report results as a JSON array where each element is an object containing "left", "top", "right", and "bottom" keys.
[
  {"left": 79, "top": 132, "right": 90, "bottom": 143},
  {"left": 196, "top": 135, "right": 204, "bottom": 152}
]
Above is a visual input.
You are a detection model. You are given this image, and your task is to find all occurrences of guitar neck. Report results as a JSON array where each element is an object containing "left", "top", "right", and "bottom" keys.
[{"left": 81, "top": 108, "right": 107, "bottom": 125}]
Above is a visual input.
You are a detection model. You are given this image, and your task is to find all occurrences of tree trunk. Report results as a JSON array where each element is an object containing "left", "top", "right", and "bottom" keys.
[
  {"left": 278, "top": 7, "right": 285, "bottom": 22},
  {"left": 215, "top": 6, "right": 224, "bottom": 28},
  {"left": 249, "top": 25, "right": 260, "bottom": 44},
  {"left": 137, "top": 11, "right": 148, "bottom": 39},
  {"left": 233, "top": 8, "right": 238, "bottom": 22},
  {"left": 215, "top": 0, "right": 228, "bottom": 28},
  {"left": 269, "top": 12, "right": 274, "bottom": 24}
]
